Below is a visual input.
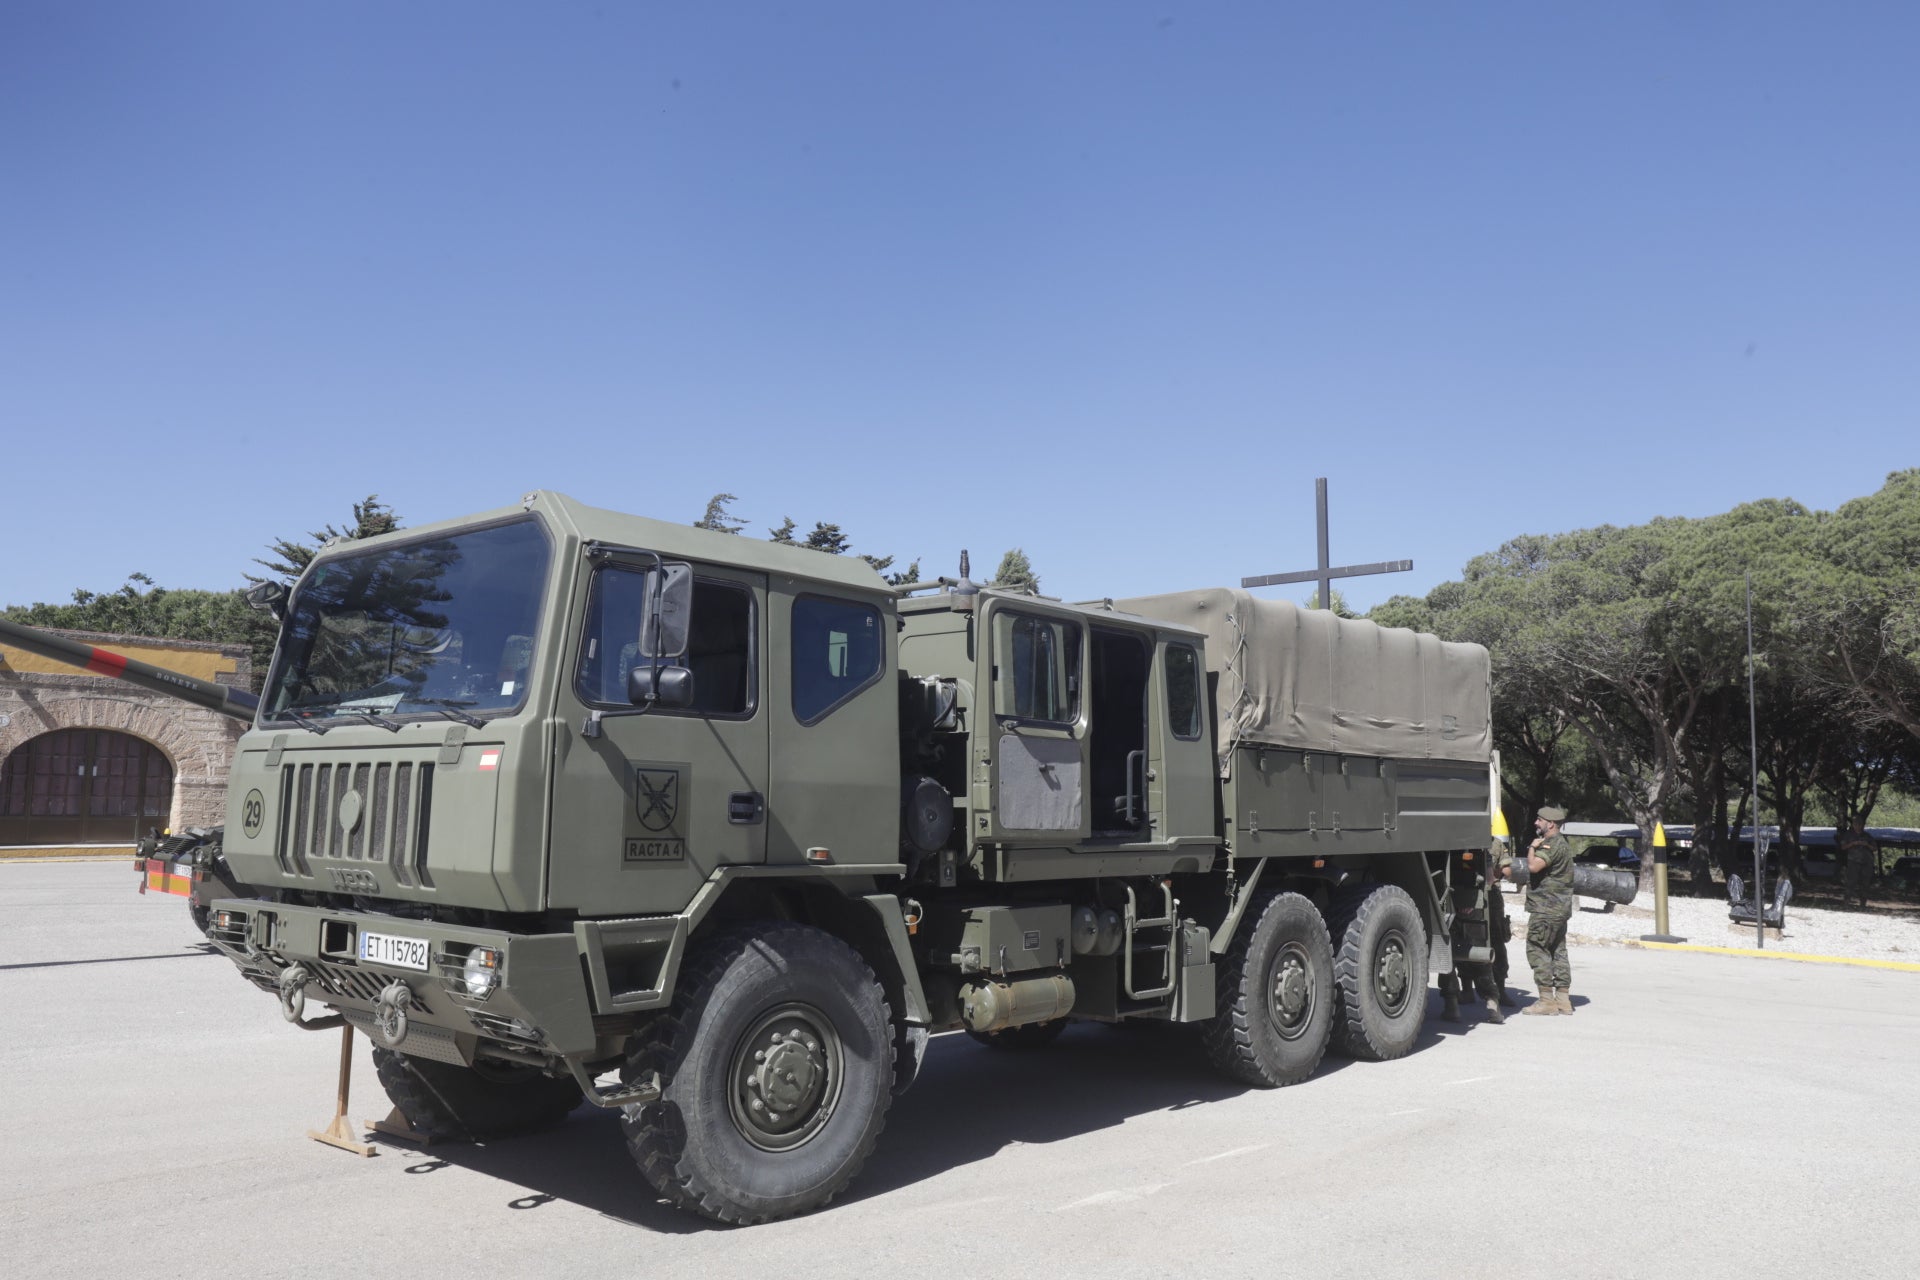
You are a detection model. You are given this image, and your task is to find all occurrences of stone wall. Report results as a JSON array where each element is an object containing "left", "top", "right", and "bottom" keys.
[{"left": 0, "top": 631, "right": 252, "bottom": 834}]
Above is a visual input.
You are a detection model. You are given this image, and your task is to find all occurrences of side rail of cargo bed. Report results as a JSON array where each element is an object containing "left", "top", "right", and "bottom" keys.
[{"left": 1221, "top": 745, "right": 1489, "bottom": 858}]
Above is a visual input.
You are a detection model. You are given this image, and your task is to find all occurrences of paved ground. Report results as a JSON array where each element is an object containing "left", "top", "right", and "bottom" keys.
[{"left": 5, "top": 862, "right": 1918, "bottom": 1279}]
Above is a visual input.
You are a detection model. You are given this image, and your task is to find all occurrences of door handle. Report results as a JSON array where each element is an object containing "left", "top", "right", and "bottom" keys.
[{"left": 727, "top": 792, "right": 764, "bottom": 825}]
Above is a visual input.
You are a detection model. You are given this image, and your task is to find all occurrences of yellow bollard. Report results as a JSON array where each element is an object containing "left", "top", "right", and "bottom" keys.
[{"left": 1641, "top": 822, "right": 1685, "bottom": 943}]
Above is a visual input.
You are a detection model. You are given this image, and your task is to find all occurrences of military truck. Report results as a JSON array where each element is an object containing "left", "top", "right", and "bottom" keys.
[{"left": 1, "top": 492, "right": 1496, "bottom": 1225}]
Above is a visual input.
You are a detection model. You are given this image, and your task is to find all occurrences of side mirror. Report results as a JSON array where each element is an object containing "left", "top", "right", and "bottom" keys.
[
  {"left": 640, "top": 563, "right": 693, "bottom": 659},
  {"left": 245, "top": 581, "right": 289, "bottom": 621},
  {"left": 628, "top": 664, "right": 696, "bottom": 709}
]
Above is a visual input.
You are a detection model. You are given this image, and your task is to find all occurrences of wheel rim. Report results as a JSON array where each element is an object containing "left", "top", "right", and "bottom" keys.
[
  {"left": 1268, "top": 941, "right": 1317, "bottom": 1041},
  {"left": 727, "top": 1002, "right": 844, "bottom": 1152},
  {"left": 1373, "top": 930, "right": 1412, "bottom": 1017}
]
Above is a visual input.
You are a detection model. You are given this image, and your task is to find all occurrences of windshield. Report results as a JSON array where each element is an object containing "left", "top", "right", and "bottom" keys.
[{"left": 265, "top": 518, "right": 550, "bottom": 722}]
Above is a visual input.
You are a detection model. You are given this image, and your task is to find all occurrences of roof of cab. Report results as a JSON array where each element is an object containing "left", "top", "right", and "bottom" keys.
[{"left": 308, "top": 490, "right": 892, "bottom": 595}]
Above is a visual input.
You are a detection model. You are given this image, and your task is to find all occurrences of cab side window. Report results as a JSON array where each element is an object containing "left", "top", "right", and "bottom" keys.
[
  {"left": 1166, "top": 644, "right": 1202, "bottom": 740},
  {"left": 578, "top": 569, "right": 754, "bottom": 716},
  {"left": 791, "top": 596, "right": 882, "bottom": 724},
  {"left": 992, "top": 611, "right": 1081, "bottom": 725}
]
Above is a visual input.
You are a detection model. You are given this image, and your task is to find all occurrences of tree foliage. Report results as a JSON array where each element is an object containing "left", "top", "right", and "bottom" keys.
[
  {"left": 1372, "top": 472, "right": 1920, "bottom": 888},
  {"left": 709, "top": 502, "right": 920, "bottom": 584},
  {"left": 251, "top": 495, "right": 400, "bottom": 585},
  {"left": 4, "top": 496, "right": 405, "bottom": 692},
  {"left": 3, "top": 573, "right": 255, "bottom": 650},
  {"left": 992, "top": 549, "right": 1039, "bottom": 594},
  {"left": 693, "top": 493, "right": 747, "bottom": 535}
]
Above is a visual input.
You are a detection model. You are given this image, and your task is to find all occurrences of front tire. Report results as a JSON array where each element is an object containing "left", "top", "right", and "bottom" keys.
[
  {"left": 372, "top": 1049, "right": 583, "bottom": 1141},
  {"left": 1203, "top": 891, "right": 1335, "bottom": 1087},
  {"left": 1329, "top": 884, "right": 1427, "bottom": 1062},
  {"left": 621, "top": 924, "right": 893, "bottom": 1225}
]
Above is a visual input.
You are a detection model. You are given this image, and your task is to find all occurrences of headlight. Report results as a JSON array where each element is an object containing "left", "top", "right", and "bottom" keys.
[{"left": 462, "top": 948, "right": 500, "bottom": 998}]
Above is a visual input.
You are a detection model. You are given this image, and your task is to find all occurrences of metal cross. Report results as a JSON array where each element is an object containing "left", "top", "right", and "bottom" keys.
[{"left": 1241, "top": 477, "right": 1413, "bottom": 609}]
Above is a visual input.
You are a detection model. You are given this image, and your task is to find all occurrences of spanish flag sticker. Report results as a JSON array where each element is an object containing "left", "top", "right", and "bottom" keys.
[{"left": 478, "top": 749, "right": 502, "bottom": 771}]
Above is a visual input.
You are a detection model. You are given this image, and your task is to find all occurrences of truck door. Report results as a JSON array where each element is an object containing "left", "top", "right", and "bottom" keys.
[
  {"left": 1088, "top": 626, "right": 1152, "bottom": 839},
  {"left": 548, "top": 560, "right": 769, "bottom": 915},
  {"left": 980, "top": 599, "right": 1090, "bottom": 843}
]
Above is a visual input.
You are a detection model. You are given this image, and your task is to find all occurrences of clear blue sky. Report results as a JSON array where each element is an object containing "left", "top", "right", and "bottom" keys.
[{"left": 4, "top": 2, "right": 1916, "bottom": 612}]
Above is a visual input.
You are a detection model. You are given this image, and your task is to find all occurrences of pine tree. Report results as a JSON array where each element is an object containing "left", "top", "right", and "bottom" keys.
[
  {"left": 251, "top": 496, "right": 401, "bottom": 585},
  {"left": 694, "top": 493, "right": 747, "bottom": 534},
  {"left": 803, "top": 522, "right": 851, "bottom": 555},
  {"left": 992, "top": 548, "right": 1039, "bottom": 593},
  {"left": 769, "top": 517, "right": 797, "bottom": 545}
]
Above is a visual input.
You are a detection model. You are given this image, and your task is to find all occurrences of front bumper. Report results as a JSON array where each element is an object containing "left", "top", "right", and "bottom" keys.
[{"left": 204, "top": 898, "right": 600, "bottom": 1062}]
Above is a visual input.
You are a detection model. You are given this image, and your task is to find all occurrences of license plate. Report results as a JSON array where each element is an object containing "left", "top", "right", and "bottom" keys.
[{"left": 359, "top": 931, "right": 430, "bottom": 971}]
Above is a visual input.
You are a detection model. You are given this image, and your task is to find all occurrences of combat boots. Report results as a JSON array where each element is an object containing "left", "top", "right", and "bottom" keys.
[
  {"left": 1473, "top": 977, "right": 1506, "bottom": 1024},
  {"left": 1522, "top": 986, "right": 1558, "bottom": 1015},
  {"left": 1440, "top": 981, "right": 1462, "bottom": 1023},
  {"left": 1555, "top": 989, "right": 1574, "bottom": 1015}
]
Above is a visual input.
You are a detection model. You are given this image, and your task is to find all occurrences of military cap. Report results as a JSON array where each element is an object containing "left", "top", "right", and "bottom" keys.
[{"left": 1537, "top": 805, "right": 1567, "bottom": 823}]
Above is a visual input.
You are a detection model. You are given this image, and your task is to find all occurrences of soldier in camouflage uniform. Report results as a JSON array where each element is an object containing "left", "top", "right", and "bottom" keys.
[
  {"left": 1506, "top": 806, "right": 1575, "bottom": 1015},
  {"left": 1438, "top": 841, "right": 1511, "bottom": 1025}
]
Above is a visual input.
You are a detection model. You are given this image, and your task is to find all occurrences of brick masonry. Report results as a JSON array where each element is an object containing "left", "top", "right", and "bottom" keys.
[{"left": 0, "top": 630, "right": 252, "bottom": 834}]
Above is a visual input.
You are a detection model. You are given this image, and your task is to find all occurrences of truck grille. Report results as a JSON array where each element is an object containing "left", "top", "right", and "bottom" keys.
[{"left": 277, "top": 760, "right": 434, "bottom": 885}]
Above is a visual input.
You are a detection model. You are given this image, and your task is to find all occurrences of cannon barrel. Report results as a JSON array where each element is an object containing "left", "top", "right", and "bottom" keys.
[
  {"left": 1507, "top": 857, "right": 1642, "bottom": 906},
  {"left": 0, "top": 617, "right": 259, "bottom": 723},
  {"left": 1571, "top": 864, "right": 1638, "bottom": 906}
]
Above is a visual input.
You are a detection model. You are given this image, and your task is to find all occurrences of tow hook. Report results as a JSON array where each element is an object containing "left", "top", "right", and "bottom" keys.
[
  {"left": 374, "top": 982, "right": 413, "bottom": 1048},
  {"left": 278, "top": 965, "right": 311, "bottom": 1023},
  {"left": 276, "top": 965, "right": 345, "bottom": 1032}
]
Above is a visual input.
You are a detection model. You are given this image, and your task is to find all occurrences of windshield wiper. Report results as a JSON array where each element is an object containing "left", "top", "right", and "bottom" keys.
[
  {"left": 409, "top": 698, "right": 485, "bottom": 728},
  {"left": 274, "top": 707, "right": 330, "bottom": 735},
  {"left": 338, "top": 709, "right": 403, "bottom": 732}
]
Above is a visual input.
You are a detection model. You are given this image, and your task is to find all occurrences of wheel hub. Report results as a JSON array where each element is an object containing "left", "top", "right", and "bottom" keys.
[
  {"left": 1269, "top": 942, "right": 1315, "bottom": 1039},
  {"left": 729, "top": 1004, "right": 843, "bottom": 1152},
  {"left": 1375, "top": 936, "right": 1410, "bottom": 1013}
]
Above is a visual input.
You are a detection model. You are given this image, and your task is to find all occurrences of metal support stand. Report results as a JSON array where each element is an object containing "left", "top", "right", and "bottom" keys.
[
  {"left": 307, "top": 1024, "right": 376, "bottom": 1157},
  {"left": 1640, "top": 822, "right": 1685, "bottom": 944}
]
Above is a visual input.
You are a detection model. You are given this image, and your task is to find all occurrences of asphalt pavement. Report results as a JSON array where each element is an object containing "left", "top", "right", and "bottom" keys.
[{"left": 5, "top": 861, "right": 1917, "bottom": 1279}]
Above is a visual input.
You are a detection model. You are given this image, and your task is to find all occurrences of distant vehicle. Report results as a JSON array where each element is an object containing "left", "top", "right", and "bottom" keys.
[
  {"left": 1890, "top": 856, "right": 1920, "bottom": 891},
  {"left": 1799, "top": 848, "right": 1840, "bottom": 881},
  {"left": 1575, "top": 843, "right": 1639, "bottom": 871}
]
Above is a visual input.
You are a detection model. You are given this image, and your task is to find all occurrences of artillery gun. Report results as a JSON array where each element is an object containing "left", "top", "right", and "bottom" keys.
[{"left": 2, "top": 494, "right": 1506, "bottom": 1225}]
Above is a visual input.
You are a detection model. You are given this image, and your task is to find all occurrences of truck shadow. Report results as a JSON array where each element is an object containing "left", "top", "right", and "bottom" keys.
[{"left": 389, "top": 1001, "right": 1482, "bottom": 1229}]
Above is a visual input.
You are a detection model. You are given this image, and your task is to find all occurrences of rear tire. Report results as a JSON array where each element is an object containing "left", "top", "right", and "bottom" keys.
[
  {"left": 1203, "top": 891, "right": 1334, "bottom": 1087},
  {"left": 1328, "top": 884, "right": 1427, "bottom": 1062},
  {"left": 372, "top": 1049, "right": 583, "bottom": 1141},
  {"left": 620, "top": 924, "right": 893, "bottom": 1225}
]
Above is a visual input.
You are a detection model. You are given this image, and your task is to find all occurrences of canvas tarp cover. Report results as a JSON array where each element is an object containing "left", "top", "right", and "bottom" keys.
[{"left": 1114, "top": 588, "right": 1491, "bottom": 766}]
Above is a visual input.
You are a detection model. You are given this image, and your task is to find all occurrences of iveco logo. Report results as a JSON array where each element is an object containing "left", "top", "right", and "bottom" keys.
[
  {"left": 636, "top": 768, "right": 680, "bottom": 833},
  {"left": 329, "top": 867, "right": 381, "bottom": 894}
]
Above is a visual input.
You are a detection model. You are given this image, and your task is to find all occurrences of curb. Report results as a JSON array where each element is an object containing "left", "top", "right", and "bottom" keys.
[
  {"left": 1625, "top": 939, "right": 1920, "bottom": 973},
  {"left": 0, "top": 848, "right": 135, "bottom": 862}
]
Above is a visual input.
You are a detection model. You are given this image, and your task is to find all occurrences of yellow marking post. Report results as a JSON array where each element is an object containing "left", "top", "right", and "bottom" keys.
[{"left": 1627, "top": 939, "right": 1920, "bottom": 973}]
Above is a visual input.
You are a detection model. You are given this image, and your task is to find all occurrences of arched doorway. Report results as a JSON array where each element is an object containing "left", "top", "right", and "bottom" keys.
[{"left": 0, "top": 728, "right": 175, "bottom": 846}]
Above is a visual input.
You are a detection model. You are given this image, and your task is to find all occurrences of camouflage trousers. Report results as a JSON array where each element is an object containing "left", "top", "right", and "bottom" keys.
[{"left": 1526, "top": 915, "right": 1571, "bottom": 989}]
